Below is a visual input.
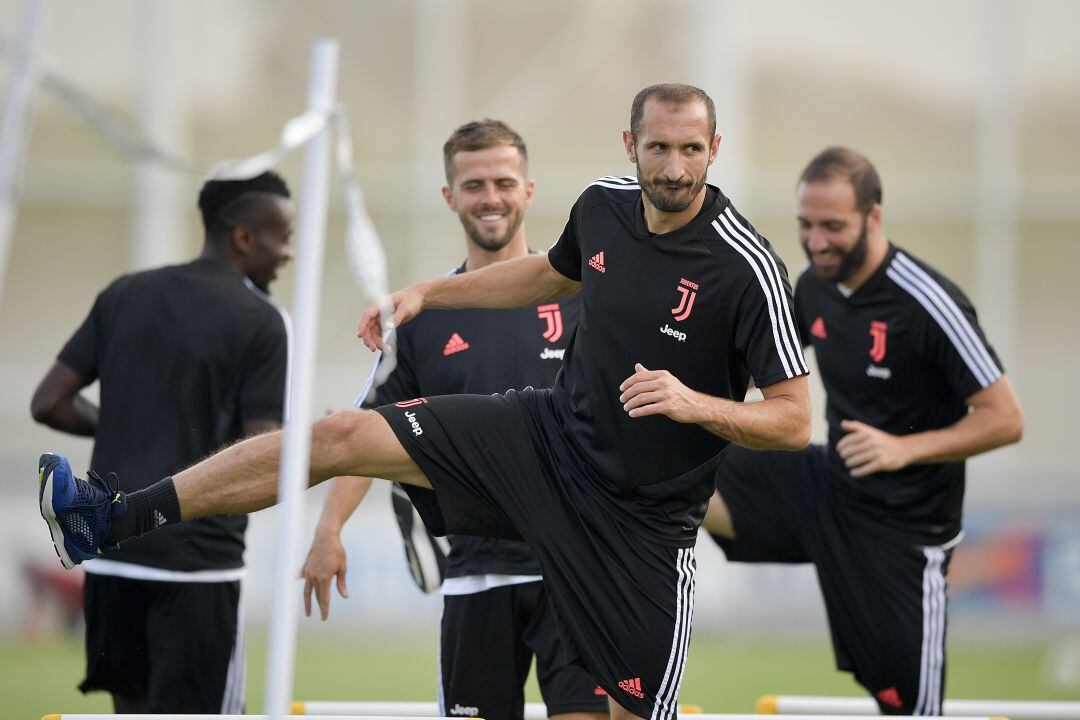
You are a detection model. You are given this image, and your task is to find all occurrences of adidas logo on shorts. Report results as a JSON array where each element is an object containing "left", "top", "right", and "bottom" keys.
[{"left": 618, "top": 677, "right": 645, "bottom": 698}]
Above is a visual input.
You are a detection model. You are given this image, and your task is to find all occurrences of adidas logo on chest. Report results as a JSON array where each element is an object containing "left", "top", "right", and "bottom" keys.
[{"left": 443, "top": 332, "right": 469, "bottom": 356}]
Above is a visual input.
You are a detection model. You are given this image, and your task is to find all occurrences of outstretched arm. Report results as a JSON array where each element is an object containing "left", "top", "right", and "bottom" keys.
[
  {"left": 359, "top": 254, "right": 580, "bottom": 351},
  {"left": 836, "top": 376, "right": 1023, "bottom": 478},
  {"left": 30, "top": 361, "right": 98, "bottom": 437},
  {"left": 619, "top": 364, "right": 811, "bottom": 451},
  {"left": 301, "top": 475, "right": 374, "bottom": 620}
]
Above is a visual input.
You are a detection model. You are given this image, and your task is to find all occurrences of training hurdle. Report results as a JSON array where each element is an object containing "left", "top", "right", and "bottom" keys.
[
  {"left": 288, "top": 705, "right": 1004, "bottom": 720},
  {"left": 41, "top": 715, "right": 477, "bottom": 720},
  {"left": 291, "top": 702, "right": 707, "bottom": 717},
  {"left": 292, "top": 702, "right": 525, "bottom": 717},
  {"left": 758, "top": 693, "right": 1076, "bottom": 718}
]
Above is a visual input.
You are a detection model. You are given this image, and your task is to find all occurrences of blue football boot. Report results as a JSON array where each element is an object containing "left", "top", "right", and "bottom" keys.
[{"left": 38, "top": 453, "right": 127, "bottom": 569}]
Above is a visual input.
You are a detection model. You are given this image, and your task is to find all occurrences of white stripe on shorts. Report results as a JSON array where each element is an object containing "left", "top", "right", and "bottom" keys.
[
  {"left": 220, "top": 583, "right": 246, "bottom": 714},
  {"left": 651, "top": 547, "right": 696, "bottom": 720},
  {"left": 914, "top": 546, "right": 947, "bottom": 716}
]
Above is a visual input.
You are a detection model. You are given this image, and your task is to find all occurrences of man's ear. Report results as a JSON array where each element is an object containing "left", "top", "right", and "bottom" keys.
[
  {"left": 867, "top": 203, "right": 883, "bottom": 233},
  {"left": 231, "top": 224, "right": 255, "bottom": 256},
  {"left": 709, "top": 133, "right": 722, "bottom": 164},
  {"left": 622, "top": 129, "right": 636, "bottom": 163}
]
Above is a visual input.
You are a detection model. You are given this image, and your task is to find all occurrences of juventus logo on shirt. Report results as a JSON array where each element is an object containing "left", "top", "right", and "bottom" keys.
[
  {"left": 537, "top": 303, "right": 563, "bottom": 342},
  {"left": 869, "top": 321, "right": 888, "bottom": 362},
  {"left": 672, "top": 278, "right": 699, "bottom": 321}
]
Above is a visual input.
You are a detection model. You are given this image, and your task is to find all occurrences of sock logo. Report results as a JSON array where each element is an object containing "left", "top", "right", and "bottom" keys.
[{"left": 153, "top": 509, "right": 168, "bottom": 527}]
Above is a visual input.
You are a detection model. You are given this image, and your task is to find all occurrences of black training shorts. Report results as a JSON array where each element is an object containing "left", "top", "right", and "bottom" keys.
[
  {"left": 375, "top": 388, "right": 697, "bottom": 720},
  {"left": 81, "top": 573, "right": 244, "bottom": 712},
  {"left": 440, "top": 581, "right": 608, "bottom": 719},
  {"left": 711, "top": 445, "right": 955, "bottom": 716}
]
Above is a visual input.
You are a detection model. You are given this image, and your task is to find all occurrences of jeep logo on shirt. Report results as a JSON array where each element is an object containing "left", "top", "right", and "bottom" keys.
[{"left": 659, "top": 323, "right": 687, "bottom": 342}]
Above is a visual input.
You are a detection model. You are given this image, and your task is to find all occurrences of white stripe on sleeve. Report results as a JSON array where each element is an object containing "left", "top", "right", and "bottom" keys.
[
  {"left": 886, "top": 253, "right": 1001, "bottom": 388},
  {"left": 712, "top": 218, "right": 806, "bottom": 378}
]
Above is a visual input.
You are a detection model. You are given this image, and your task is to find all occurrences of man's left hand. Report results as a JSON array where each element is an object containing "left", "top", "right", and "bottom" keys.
[
  {"left": 619, "top": 363, "right": 701, "bottom": 423},
  {"left": 836, "top": 419, "right": 911, "bottom": 478}
]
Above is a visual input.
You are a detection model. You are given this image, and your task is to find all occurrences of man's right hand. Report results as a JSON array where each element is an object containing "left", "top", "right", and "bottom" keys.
[
  {"left": 357, "top": 286, "right": 426, "bottom": 352},
  {"left": 301, "top": 529, "right": 350, "bottom": 621}
]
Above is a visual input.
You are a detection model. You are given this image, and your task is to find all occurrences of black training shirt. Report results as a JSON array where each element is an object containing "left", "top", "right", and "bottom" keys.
[
  {"left": 58, "top": 258, "right": 288, "bottom": 571},
  {"left": 360, "top": 262, "right": 581, "bottom": 577},
  {"left": 547, "top": 177, "right": 807, "bottom": 497},
  {"left": 795, "top": 243, "right": 1003, "bottom": 544}
]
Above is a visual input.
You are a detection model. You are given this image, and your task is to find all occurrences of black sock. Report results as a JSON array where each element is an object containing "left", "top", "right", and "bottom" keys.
[{"left": 104, "top": 477, "right": 181, "bottom": 545}]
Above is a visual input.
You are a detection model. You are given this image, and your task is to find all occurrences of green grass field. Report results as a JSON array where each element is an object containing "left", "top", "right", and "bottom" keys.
[{"left": 5, "top": 630, "right": 1078, "bottom": 718}]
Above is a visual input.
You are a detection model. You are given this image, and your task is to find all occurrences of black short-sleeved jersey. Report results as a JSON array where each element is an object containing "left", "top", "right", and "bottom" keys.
[
  {"left": 547, "top": 178, "right": 808, "bottom": 496},
  {"left": 58, "top": 258, "right": 288, "bottom": 571},
  {"left": 795, "top": 243, "right": 1003, "bottom": 543},
  {"left": 359, "top": 262, "right": 581, "bottom": 577}
]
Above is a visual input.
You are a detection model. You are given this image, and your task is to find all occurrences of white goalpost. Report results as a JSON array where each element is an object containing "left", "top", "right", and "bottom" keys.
[{"left": 261, "top": 37, "right": 341, "bottom": 720}]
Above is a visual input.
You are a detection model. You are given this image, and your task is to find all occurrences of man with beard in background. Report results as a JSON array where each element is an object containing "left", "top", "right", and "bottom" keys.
[{"left": 704, "top": 147, "right": 1024, "bottom": 716}]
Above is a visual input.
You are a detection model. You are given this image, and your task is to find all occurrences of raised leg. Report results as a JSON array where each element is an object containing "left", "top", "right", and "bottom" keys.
[{"left": 175, "top": 409, "right": 428, "bottom": 521}]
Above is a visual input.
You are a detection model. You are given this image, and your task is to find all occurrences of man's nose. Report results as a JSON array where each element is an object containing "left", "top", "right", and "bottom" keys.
[
  {"left": 805, "top": 228, "right": 829, "bottom": 252},
  {"left": 480, "top": 182, "right": 500, "bottom": 204},
  {"left": 661, "top": 155, "right": 688, "bottom": 183}
]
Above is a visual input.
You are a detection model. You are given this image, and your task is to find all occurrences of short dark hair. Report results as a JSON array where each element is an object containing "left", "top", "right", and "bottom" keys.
[
  {"left": 442, "top": 119, "right": 528, "bottom": 183},
  {"left": 799, "top": 147, "right": 882, "bottom": 215},
  {"left": 630, "top": 83, "right": 716, "bottom": 138},
  {"left": 198, "top": 170, "right": 291, "bottom": 236}
]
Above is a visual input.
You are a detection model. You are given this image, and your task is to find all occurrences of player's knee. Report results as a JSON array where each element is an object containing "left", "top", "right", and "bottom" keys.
[
  {"left": 316, "top": 408, "right": 373, "bottom": 444},
  {"left": 313, "top": 409, "right": 379, "bottom": 463},
  {"left": 606, "top": 698, "right": 646, "bottom": 720}
]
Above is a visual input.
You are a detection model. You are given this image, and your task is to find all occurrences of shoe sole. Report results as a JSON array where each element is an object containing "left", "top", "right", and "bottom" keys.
[{"left": 38, "top": 457, "right": 77, "bottom": 570}]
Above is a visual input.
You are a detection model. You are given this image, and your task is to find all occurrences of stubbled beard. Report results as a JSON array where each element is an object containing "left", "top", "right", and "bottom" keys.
[
  {"left": 636, "top": 162, "right": 707, "bottom": 213},
  {"left": 805, "top": 216, "right": 869, "bottom": 284},
  {"left": 459, "top": 207, "right": 524, "bottom": 252}
]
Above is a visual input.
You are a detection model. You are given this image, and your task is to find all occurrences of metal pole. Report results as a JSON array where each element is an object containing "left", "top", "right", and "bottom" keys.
[
  {"left": 976, "top": 0, "right": 1018, "bottom": 377},
  {"left": 263, "top": 38, "right": 339, "bottom": 720},
  {"left": 687, "top": 0, "right": 750, "bottom": 202},
  {"left": 974, "top": 0, "right": 1019, "bottom": 472},
  {"left": 131, "top": 0, "right": 188, "bottom": 271},
  {"left": 0, "top": 0, "right": 45, "bottom": 309},
  {"left": 410, "top": 0, "right": 466, "bottom": 282}
]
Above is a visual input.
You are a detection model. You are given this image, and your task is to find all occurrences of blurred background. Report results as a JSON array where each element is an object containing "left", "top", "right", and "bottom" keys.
[{"left": 1, "top": 0, "right": 1078, "bottom": 715}]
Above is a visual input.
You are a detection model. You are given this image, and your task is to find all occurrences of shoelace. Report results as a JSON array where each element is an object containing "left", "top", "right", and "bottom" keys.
[
  {"left": 84, "top": 470, "right": 119, "bottom": 507},
  {"left": 85, "top": 470, "right": 124, "bottom": 551}
]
